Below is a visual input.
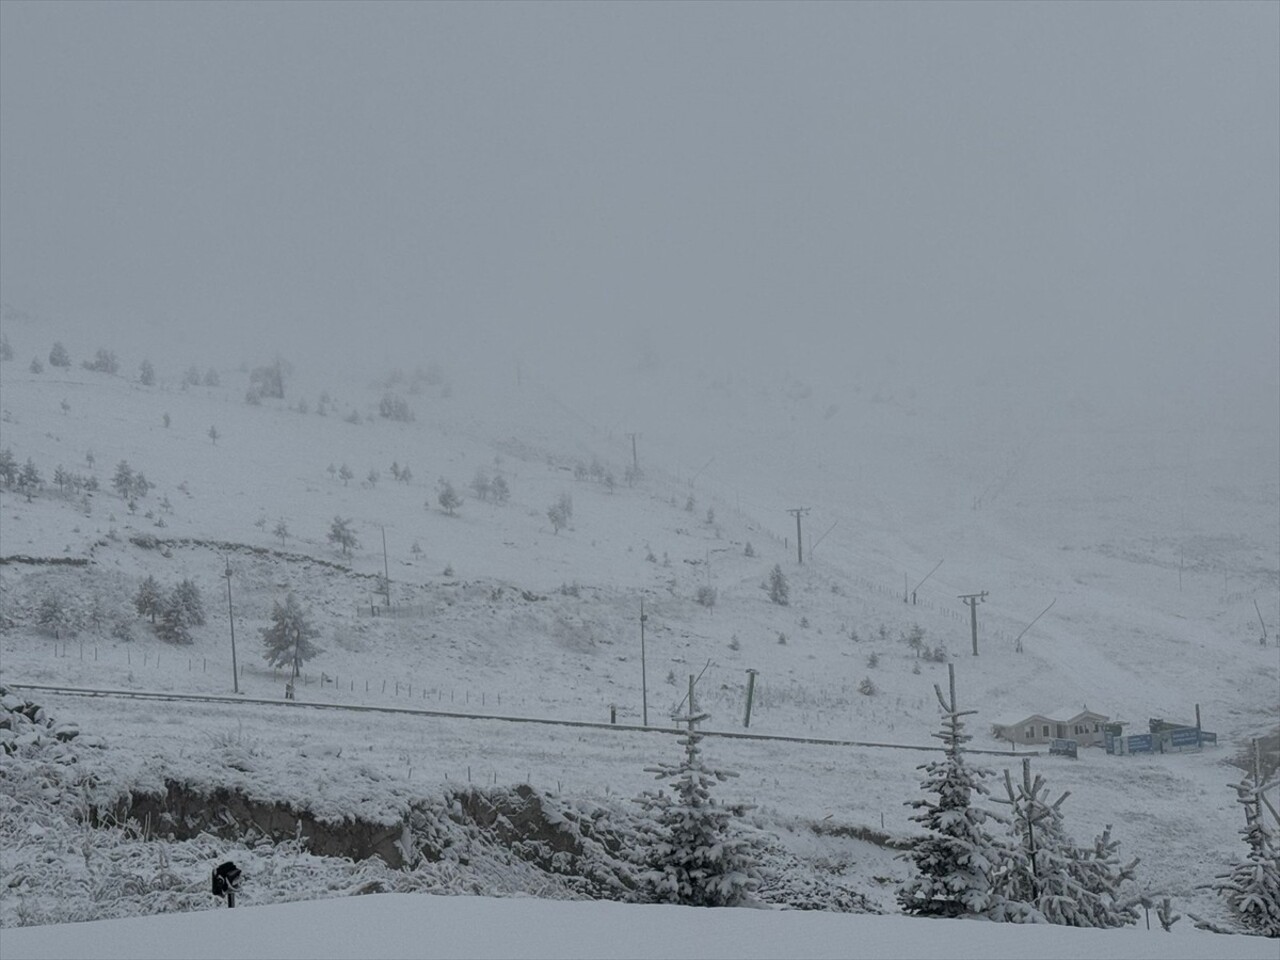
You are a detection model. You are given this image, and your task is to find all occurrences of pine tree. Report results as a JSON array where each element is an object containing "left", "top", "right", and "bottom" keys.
[
  {"left": 768, "top": 564, "right": 789, "bottom": 606},
  {"left": 0, "top": 447, "right": 16, "bottom": 487},
  {"left": 171, "top": 578, "right": 205, "bottom": 627},
  {"left": 274, "top": 519, "right": 289, "bottom": 547},
  {"left": 547, "top": 492, "right": 572, "bottom": 533},
  {"left": 1200, "top": 764, "right": 1280, "bottom": 937},
  {"left": 112, "top": 461, "right": 134, "bottom": 499},
  {"left": 260, "top": 592, "right": 323, "bottom": 678},
  {"left": 134, "top": 576, "right": 163, "bottom": 623},
  {"left": 155, "top": 592, "right": 193, "bottom": 644},
  {"left": 17, "top": 458, "right": 41, "bottom": 500},
  {"left": 328, "top": 516, "right": 358, "bottom": 557},
  {"left": 438, "top": 481, "right": 462, "bottom": 515},
  {"left": 898, "top": 663, "right": 1010, "bottom": 918},
  {"left": 491, "top": 475, "right": 509, "bottom": 503},
  {"left": 139, "top": 359, "right": 156, "bottom": 386},
  {"left": 993, "top": 758, "right": 1140, "bottom": 927},
  {"left": 36, "top": 594, "right": 69, "bottom": 639},
  {"left": 636, "top": 677, "right": 764, "bottom": 907},
  {"left": 338, "top": 463, "right": 353, "bottom": 486},
  {"left": 48, "top": 341, "right": 70, "bottom": 367}
]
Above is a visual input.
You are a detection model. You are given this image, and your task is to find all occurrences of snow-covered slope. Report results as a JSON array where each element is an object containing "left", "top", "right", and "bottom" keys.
[{"left": 0, "top": 315, "right": 1276, "bottom": 935}]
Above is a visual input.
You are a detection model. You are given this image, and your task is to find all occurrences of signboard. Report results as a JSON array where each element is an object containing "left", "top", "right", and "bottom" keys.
[
  {"left": 1170, "top": 727, "right": 1203, "bottom": 748},
  {"left": 1049, "top": 738, "right": 1078, "bottom": 759},
  {"left": 1126, "top": 733, "right": 1153, "bottom": 754}
]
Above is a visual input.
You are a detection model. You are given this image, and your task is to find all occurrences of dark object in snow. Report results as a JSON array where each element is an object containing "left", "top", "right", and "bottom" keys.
[{"left": 212, "top": 861, "right": 242, "bottom": 907}]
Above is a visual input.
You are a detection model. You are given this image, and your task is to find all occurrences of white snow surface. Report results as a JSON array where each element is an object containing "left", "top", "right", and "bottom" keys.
[{"left": 4, "top": 891, "right": 1276, "bottom": 960}]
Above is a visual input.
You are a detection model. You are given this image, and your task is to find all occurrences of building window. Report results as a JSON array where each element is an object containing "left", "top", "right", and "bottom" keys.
[
  {"left": 1025, "top": 727, "right": 1033, "bottom": 739},
  {"left": 1042, "top": 725, "right": 1049, "bottom": 738}
]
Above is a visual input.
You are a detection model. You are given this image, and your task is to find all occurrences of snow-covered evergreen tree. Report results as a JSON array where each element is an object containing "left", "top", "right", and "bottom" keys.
[
  {"left": 260, "top": 592, "right": 323, "bottom": 678},
  {"left": 897, "top": 663, "right": 1010, "bottom": 918},
  {"left": 171, "top": 579, "right": 205, "bottom": 627},
  {"left": 993, "top": 758, "right": 1139, "bottom": 927},
  {"left": 133, "top": 575, "right": 163, "bottom": 623},
  {"left": 1200, "top": 765, "right": 1280, "bottom": 937},
  {"left": 17, "top": 458, "right": 41, "bottom": 500},
  {"left": 35, "top": 594, "right": 69, "bottom": 639},
  {"left": 491, "top": 474, "right": 509, "bottom": 503},
  {"left": 112, "top": 460, "right": 134, "bottom": 499},
  {"left": 635, "top": 677, "right": 764, "bottom": 908},
  {"left": 767, "top": 564, "right": 789, "bottom": 606},
  {"left": 155, "top": 592, "right": 193, "bottom": 645},
  {"left": 438, "top": 481, "right": 461, "bottom": 515},
  {"left": 327, "top": 516, "right": 358, "bottom": 557}
]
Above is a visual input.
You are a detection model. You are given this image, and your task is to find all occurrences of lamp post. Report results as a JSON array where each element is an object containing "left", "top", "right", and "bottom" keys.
[{"left": 224, "top": 559, "right": 239, "bottom": 694}]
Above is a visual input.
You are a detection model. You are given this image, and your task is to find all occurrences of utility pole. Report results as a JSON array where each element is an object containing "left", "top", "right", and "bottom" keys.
[
  {"left": 787, "top": 507, "right": 810, "bottom": 564},
  {"left": 743, "top": 668, "right": 759, "bottom": 728},
  {"left": 626, "top": 432, "right": 639, "bottom": 475},
  {"left": 640, "top": 598, "right": 649, "bottom": 727},
  {"left": 224, "top": 558, "right": 239, "bottom": 694},
  {"left": 959, "top": 591, "right": 989, "bottom": 656},
  {"left": 380, "top": 526, "right": 391, "bottom": 607}
]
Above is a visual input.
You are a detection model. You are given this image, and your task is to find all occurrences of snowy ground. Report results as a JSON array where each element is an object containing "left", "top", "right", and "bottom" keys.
[
  {"left": 0, "top": 316, "right": 1276, "bottom": 950},
  {"left": 6, "top": 891, "right": 1278, "bottom": 960}
]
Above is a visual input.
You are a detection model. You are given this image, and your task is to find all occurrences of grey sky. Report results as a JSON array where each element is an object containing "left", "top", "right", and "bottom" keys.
[{"left": 1, "top": 1, "right": 1276, "bottom": 421}]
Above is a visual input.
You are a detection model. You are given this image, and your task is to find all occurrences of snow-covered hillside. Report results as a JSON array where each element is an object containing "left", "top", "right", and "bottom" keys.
[{"left": 0, "top": 314, "right": 1276, "bottom": 950}]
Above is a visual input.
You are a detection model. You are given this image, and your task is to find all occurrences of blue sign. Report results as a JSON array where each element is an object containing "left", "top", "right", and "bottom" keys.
[
  {"left": 1170, "top": 727, "right": 1202, "bottom": 748},
  {"left": 1127, "top": 734, "right": 1153, "bottom": 754},
  {"left": 1202, "top": 731, "right": 1218, "bottom": 745}
]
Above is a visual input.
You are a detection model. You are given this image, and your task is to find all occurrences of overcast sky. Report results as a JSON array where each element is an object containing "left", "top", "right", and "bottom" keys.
[{"left": 1, "top": 1, "right": 1276, "bottom": 421}]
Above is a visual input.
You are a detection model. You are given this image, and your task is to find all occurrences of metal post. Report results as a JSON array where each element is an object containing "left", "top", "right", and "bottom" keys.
[
  {"left": 744, "top": 669, "right": 759, "bottom": 728},
  {"left": 224, "top": 559, "right": 239, "bottom": 694},
  {"left": 640, "top": 598, "right": 649, "bottom": 727}
]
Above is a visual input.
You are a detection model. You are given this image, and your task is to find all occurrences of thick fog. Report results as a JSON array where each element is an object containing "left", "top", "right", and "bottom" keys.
[{"left": 1, "top": 1, "right": 1277, "bottom": 444}]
